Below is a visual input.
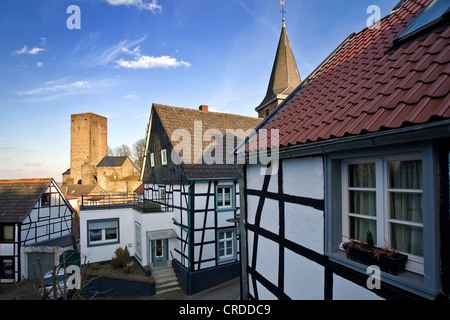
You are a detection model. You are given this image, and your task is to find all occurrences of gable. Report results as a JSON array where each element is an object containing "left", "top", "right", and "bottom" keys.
[
  {"left": 142, "top": 108, "right": 187, "bottom": 184},
  {"left": 0, "top": 179, "right": 51, "bottom": 222},
  {"left": 142, "top": 104, "right": 261, "bottom": 182}
]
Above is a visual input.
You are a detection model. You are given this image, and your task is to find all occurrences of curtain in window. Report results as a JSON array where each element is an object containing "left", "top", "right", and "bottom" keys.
[
  {"left": 389, "top": 160, "right": 423, "bottom": 256},
  {"left": 348, "top": 163, "right": 377, "bottom": 242}
]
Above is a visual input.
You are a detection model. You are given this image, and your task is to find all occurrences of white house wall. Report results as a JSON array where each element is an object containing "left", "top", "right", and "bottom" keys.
[
  {"left": 244, "top": 157, "right": 326, "bottom": 300},
  {"left": 80, "top": 208, "right": 135, "bottom": 264},
  {"left": 21, "top": 184, "right": 72, "bottom": 246},
  {"left": 133, "top": 209, "right": 175, "bottom": 266}
]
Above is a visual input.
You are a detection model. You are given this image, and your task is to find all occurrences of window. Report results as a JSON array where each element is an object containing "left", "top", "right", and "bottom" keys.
[
  {"left": 396, "top": 0, "right": 449, "bottom": 42},
  {"left": 216, "top": 185, "right": 235, "bottom": 210},
  {"left": 0, "top": 258, "right": 14, "bottom": 279},
  {"left": 161, "top": 149, "right": 167, "bottom": 165},
  {"left": 0, "top": 225, "right": 14, "bottom": 242},
  {"left": 135, "top": 222, "right": 142, "bottom": 261},
  {"left": 41, "top": 193, "right": 50, "bottom": 207},
  {"left": 159, "top": 187, "right": 166, "bottom": 202},
  {"left": 150, "top": 153, "right": 155, "bottom": 167},
  {"left": 342, "top": 155, "right": 424, "bottom": 274},
  {"left": 327, "top": 144, "right": 441, "bottom": 298},
  {"left": 217, "top": 229, "right": 237, "bottom": 263},
  {"left": 87, "top": 219, "right": 119, "bottom": 246}
]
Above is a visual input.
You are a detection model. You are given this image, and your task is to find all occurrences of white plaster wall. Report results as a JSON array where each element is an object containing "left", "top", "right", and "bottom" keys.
[
  {"left": 140, "top": 210, "right": 175, "bottom": 266},
  {"left": 282, "top": 157, "right": 324, "bottom": 199},
  {"left": 332, "top": 274, "right": 384, "bottom": 300},
  {"left": 284, "top": 248, "right": 324, "bottom": 299},
  {"left": 255, "top": 235, "right": 279, "bottom": 287},
  {"left": 258, "top": 198, "right": 279, "bottom": 235},
  {"left": 284, "top": 202, "right": 324, "bottom": 254},
  {"left": 80, "top": 208, "right": 135, "bottom": 264}
]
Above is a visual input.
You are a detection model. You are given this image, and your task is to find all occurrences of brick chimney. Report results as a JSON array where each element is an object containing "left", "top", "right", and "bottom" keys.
[{"left": 199, "top": 105, "right": 208, "bottom": 112}]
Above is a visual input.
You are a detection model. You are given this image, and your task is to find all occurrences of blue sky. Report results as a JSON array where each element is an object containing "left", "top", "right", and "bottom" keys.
[{"left": 0, "top": 0, "right": 399, "bottom": 180}]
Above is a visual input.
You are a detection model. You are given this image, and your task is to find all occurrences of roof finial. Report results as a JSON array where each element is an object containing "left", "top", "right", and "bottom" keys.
[{"left": 279, "top": 1, "right": 287, "bottom": 25}]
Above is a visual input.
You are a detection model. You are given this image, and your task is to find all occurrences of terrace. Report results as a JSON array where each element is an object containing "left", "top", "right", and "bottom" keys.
[{"left": 80, "top": 193, "right": 172, "bottom": 213}]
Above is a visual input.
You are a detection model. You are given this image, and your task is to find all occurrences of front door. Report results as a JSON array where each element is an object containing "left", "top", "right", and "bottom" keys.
[{"left": 151, "top": 239, "right": 168, "bottom": 267}]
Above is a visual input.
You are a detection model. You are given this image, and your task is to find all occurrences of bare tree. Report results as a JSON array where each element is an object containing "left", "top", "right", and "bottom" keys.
[
  {"left": 131, "top": 138, "right": 146, "bottom": 175},
  {"left": 114, "top": 144, "right": 132, "bottom": 158}
]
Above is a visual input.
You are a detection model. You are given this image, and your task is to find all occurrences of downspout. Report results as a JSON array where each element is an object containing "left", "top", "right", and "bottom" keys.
[
  {"left": 187, "top": 179, "right": 194, "bottom": 294},
  {"left": 237, "top": 164, "right": 248, "bottom": 300}
]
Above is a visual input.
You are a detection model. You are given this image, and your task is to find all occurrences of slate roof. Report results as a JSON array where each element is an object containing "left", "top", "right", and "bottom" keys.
[
  {"left": 97, "top": 156, "right": 129, "bottom": 167},
  {"left": 256, "top": 21, "right": 301, "bottom": 112},
  {"left": 0, "top": 178, "right": 52, "bottom": 223},
  {"left": 59, "top": 184, "right": 105, "bottom": 198},
  {"left": 248, "top": 0, "right": 450, "bottom": 150},
  {"left": 153, "top": 104, "right": 261, "bottom": 179}
]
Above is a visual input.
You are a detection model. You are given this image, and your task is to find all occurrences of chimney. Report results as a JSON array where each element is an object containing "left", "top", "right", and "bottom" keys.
[{"left": 199, "top": 105, "right": 208, "bottom": 112}]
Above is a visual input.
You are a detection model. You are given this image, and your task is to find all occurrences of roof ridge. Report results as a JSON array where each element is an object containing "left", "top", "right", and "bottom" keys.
[
  {"left": 153, "top": 103, "right": 260, "bottom": 120},
  {"left": 0, "top": 178, "right": 52, "bottom": 184}
]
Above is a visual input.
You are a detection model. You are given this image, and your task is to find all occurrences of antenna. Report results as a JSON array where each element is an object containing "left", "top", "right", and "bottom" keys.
[{"left": 279, "top": 1, "right": 287, "bottom": 23}]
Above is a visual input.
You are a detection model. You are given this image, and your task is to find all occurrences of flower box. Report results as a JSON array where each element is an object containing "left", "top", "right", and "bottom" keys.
[{"left": 342, "top": 243, "right": 408, "bottom": 275}]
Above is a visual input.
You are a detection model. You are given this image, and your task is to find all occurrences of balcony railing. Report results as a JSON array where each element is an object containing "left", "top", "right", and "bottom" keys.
[{"left": 80, "top": 193, "right": 172, "bottom": 213}]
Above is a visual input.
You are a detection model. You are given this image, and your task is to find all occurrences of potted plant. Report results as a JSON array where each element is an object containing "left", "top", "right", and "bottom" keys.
[{"left": 342, "top": 231, "right": 408, "bottom": 275}]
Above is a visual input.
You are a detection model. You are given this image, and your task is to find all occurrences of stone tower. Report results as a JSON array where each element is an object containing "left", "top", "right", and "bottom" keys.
[
  {"left": 256, "top": 18, "right": 301, "bottom": 118},
  {"left": 68, "top": 112, "right": 107, "bottom": 185}
]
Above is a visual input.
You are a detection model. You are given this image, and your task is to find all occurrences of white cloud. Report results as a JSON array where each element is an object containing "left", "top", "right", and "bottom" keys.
[
  {"left": 122, "top": 93, "right": 139, "bottom": 101},
  {"left": 25, "top": 161, "right": 45, "bottom": 167},
  {"left": 18, "top": 80, "right": 89, "bottom": 96},
  {"left": 116, "top": 55, "right": 191, "bottom": 69},
  {"left": 13, "top": 45, "right": 45, "bottom": 55},
  {"left": 37, "top": 62, "right": 44, "bottom": 68},
  {"left": 77, "top": 36, "right": 146, "bottom": 67},
  {"left": 104, "top": 0, "right": 162, "bottom": 13},
  {"left": 15, "top": 77, "right": 115, "bottom": 101}
]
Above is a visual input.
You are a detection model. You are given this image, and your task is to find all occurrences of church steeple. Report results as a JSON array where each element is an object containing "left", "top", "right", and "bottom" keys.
[{"left": 256, "top": 2, "right": 301, "bottom": 118}]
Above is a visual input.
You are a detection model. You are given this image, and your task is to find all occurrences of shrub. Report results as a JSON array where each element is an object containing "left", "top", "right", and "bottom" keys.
[{"left": 110, "top": 246, "right": 132, "bottom": 270}]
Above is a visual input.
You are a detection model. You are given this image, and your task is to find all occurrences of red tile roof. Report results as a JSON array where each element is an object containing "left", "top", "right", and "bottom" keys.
[
  {"left": 0, "top": 178, "right": 52, "bottom": 184},
  {"left": 251, "top": 0, "right": 450, "bottom": 150}
]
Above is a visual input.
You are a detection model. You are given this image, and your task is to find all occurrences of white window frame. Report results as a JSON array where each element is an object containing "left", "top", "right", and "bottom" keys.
[
  {"left": 161, "top": 149, "right": 167, "bottom": 166},
  {"left": 150, "top": 153, "right": 155, "bottom": 167},
  {"left": 217, "top": 229, "right": 237, "bottom": 263},
  {"left": 135, "top": 222, "right": 142, "bottom": 261},
  {"left": 216, "top": 185, "right": 234, "bottom": 211},
  {"left": 341, "top": 153, "right": 424, "bottom": 274},
  {"left": 87, "top": 219, "right": 119, "bottom": 247}
]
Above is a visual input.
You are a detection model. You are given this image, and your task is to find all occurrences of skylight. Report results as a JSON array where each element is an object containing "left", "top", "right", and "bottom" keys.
[{"left": 397, "top": 0, "right": 449, "bottom": 40}]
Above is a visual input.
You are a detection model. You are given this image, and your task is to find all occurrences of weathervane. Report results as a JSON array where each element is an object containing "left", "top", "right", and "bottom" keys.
[{"left": 279, "top": 1, "right": 287, "bottom": 23}]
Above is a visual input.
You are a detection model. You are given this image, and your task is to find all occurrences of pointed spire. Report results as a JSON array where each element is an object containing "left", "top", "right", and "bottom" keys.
[{"left": 256, "top": 4, "right": 301, "bottom": 118}]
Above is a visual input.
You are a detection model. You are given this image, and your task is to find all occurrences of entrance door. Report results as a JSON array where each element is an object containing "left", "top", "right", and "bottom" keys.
[{"left": 151, "top": 239, "right": 168, "bottom": 267}]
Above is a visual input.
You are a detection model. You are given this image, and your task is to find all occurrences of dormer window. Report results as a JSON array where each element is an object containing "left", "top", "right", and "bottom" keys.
[{"left": 395, "top": 0, "right": 449, "bottom": 45}]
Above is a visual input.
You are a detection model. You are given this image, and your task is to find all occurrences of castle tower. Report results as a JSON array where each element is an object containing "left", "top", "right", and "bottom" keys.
[
  {"left": 256, "top": 5, "right": 301, "bottom": 118},
  {"left": 68, "top": 112, "right": 107, "bottom": 185}
]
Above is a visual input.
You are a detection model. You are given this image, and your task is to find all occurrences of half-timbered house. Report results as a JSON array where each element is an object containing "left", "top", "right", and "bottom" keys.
[
  {"left": 140, "top": 103, "right": 261, "bottom": 294},
  {"left": 0, "top": 178, "right": 74, "bottom": 283},
  {"left": 236, "top": 0, "right": 450, "bottom": 300}
]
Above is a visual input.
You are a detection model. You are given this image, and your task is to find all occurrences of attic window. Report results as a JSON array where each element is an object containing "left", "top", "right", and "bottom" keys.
[
  {"left": 161, "top": 149, "right": 167, "bottom": 166},
  {"left": 396, "top": 0, "right": 449, "bottom": 44},
  {"left": 41, "top": 193, "right": 50, "bottom": 207}
]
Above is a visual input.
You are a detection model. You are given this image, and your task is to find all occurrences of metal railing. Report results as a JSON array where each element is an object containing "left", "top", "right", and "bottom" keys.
[{"left": 80, "top": 193, "right": 172, "bottom": 213}]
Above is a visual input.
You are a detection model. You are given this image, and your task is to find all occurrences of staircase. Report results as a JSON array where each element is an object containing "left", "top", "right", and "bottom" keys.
[{"left": 152, "top": 267, "right": 181, "bottom": 295}]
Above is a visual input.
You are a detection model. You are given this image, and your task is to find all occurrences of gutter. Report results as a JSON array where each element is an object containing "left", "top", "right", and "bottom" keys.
[{"left": 237, "top": 120, "right": 450, "bottom": 162}]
